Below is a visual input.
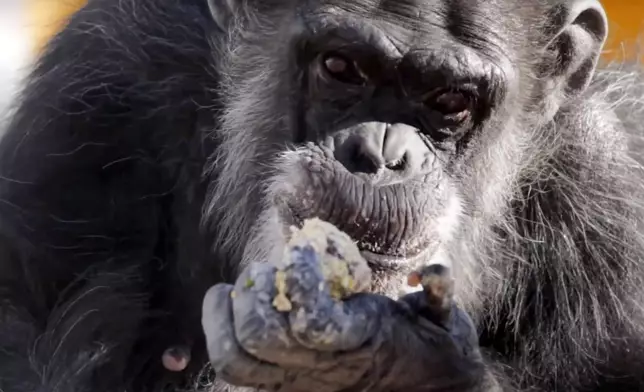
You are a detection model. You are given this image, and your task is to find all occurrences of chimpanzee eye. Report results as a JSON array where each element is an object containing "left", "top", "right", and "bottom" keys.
[
  {"left": 321, "top": 53, "right": 366, "bottom": 85},
  {"left": 426, "top": 89, "right": 474, "bottom": 123}
]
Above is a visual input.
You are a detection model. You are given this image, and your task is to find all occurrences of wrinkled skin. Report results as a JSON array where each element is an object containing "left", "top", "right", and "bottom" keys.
[{"left": 3, "top": 0, "right": 644, "bottom": 391}]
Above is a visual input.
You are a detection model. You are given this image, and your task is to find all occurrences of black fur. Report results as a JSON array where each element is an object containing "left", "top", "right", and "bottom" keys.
[{"left": 1, "top": 0, "right": 644, "bottom": 391}]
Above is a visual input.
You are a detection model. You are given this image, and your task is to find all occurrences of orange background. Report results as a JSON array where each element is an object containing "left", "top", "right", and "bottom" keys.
[
  {"left": 602, "top": 2, "right": 644, "bottom": 63},
  {"left": 27, "top": 0, "right": 644, "bottom": 62},
  {"left": 28, "top": 0, "right": 85, "bottom": 53}
]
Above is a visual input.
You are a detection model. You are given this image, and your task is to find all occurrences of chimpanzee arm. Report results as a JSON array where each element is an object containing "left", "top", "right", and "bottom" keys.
[
  {"left": 0, "top": 242, "right": 148, "bottom": 392},
  {"left": 0, "top": 1, "right": 216, "bottom": 391}
]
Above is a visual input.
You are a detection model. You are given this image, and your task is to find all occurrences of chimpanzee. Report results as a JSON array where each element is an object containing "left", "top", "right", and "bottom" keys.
[{"left": 2, "top": 0, "right": 644, "bottom": 391}]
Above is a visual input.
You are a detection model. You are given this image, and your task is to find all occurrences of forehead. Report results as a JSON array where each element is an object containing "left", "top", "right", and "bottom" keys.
[
  {"left": 297, "top": 0, "right": 523, "bottom": 60},
  {"left": 314, "top": 0, "right": 509, "bottom": 26}
]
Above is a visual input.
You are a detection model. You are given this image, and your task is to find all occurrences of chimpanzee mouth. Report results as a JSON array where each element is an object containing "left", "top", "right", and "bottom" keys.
[
  {"left": 358, "top": 248, "right": 433, "bottom": 272},
  {"left": 284, "top": 203, "right": 435, "bottom": 271},
  {"left": 272, "top": 145, "right": 445, "bottom": 270}
]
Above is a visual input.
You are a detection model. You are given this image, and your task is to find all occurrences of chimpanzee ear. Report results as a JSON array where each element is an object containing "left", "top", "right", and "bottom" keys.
[
  {"left": 542, "top": 0, "right": 608, "bottom": 100},
  {"left": 208, "top": 0, "right": 239, "bottom": 30}
]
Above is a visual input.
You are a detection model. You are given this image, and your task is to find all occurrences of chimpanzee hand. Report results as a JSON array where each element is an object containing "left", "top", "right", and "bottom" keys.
[{"left": 202, "top": 244, "right": 491, "bottom": 392}]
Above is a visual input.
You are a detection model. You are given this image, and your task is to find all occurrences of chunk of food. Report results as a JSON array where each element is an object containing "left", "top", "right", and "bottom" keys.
[{"left": 272, "top": 218, "right": 371, "bottom": 311}]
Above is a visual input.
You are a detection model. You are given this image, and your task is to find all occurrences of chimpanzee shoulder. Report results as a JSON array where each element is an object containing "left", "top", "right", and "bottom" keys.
[{"left": 0, "top": 0, "right": 228, "bottom": 390}]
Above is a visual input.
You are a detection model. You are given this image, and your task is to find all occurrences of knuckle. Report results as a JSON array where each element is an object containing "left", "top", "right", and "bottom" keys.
[
  {"left": 204, "top": 316, "right": 242, "bottom": 373},
  {"left": 209, "top": 343, "right": 238, "bottom": 373},
  {"left": 232, "top": 270, "right": 292, "bottom": 355},
  {"left": 289, "top": 304, "right": 374, "bottom": 351},
  {"left": 213, "top": 356, "right": 258, "bottom": 388},
  {"left": 234, "top": 315, "right": 269, "bottom": 351},
  {"left": 202, "top": 284, "right": 235, "bottom": 350},
  {"left": 202, "top": 284, "right": 234, "bottom": 318},
  {"left": 237, "top": 314, "right": 292, "bottom": 356}
]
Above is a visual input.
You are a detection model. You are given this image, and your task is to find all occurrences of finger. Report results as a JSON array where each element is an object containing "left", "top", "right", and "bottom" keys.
[
  {"left": 230, "top": 262, "right": 326, "bottom": 368},
  {"left": 201, "top": 284, "right": 286, "bottom": 388},
  {"left": 285, "top": 244, "right": 378, "bottom": 352},
  {"left": 403, "top": 264, "right": 455, "bottom": 327},
  {"left": 229, "top": 262, "right": 378, "bottom": 390}
]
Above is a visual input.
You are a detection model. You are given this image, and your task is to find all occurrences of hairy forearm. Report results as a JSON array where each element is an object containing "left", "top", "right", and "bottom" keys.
[{"left": 0, "top": 268, "right": 147, "bottom": 392}]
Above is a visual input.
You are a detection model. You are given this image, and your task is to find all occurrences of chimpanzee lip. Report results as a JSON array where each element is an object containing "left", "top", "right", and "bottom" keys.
[
  {"left": 283, "top": 203, "right": 431, "bottom": 269},
  {"left": 359, "top": 248, "right": 432, "bottom": 272}
]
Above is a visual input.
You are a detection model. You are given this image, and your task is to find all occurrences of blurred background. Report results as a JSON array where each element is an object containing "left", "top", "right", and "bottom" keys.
[{"left": 1, "top": 0, "right": 643, "bottom": 118}]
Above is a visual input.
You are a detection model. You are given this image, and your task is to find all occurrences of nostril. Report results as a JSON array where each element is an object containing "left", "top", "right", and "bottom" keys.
[
  {"left": 385, "top": 153, "right": 408, "bottom": 171},
  {"left": 352, "top": 143, "right": 383, "bottom": 174}
]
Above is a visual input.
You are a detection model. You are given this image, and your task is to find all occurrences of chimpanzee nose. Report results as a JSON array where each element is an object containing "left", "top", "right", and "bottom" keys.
[{"left": 333, "top": 122, "right": 425, "bottom": 179}]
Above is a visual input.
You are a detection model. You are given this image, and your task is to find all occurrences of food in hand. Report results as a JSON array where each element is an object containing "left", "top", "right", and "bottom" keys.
[{"left": 272, "top": 218, "right": 371, "bottom": 311}]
